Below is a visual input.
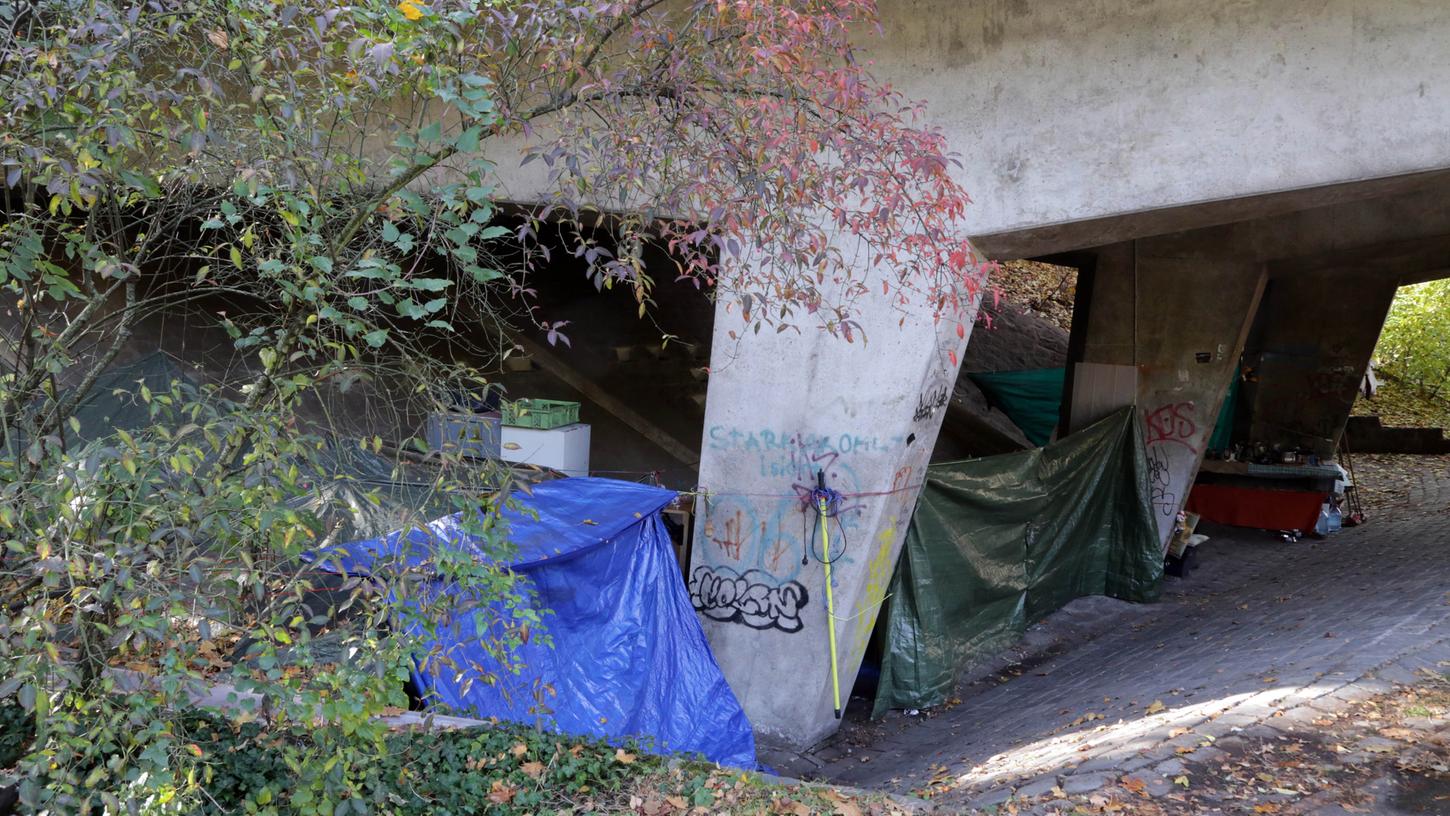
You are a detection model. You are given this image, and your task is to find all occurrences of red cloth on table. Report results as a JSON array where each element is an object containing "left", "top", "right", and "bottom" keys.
[{"left": 1185, "top": 483, "right": 1323, "bottom": 532}]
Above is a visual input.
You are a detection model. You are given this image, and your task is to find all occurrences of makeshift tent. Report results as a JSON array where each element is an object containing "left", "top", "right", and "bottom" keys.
[
  {"left": 319, "top": 477, "right": 757, "bottom": 768},
  {"left": 967, "top": 368, "right": 1065, "bottom": 446},
  {"left": 872, "top": 407, "right": 1162, "bottom": 715}
]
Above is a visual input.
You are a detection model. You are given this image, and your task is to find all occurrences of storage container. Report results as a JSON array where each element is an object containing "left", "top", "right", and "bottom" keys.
[
  {"left": 500, "top": 423, "right": 590, "bottom": 476},
  {"left": 502, "top": 398, "right": 581, "bottom": 430}
]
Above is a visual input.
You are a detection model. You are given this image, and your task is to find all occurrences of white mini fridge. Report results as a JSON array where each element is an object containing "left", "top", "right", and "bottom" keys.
[{"left": 500, "top": 423, "right": 591, "bottom": 477}]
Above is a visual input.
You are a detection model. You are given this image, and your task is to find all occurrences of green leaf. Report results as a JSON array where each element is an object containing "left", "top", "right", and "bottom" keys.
[
  {"left": 418, "top": 121, "right": 442, "bottom": 142},
  {"left": 363, "top": 329, "right": 389, "bottom": 348},
  {"left": 454, "top": 125, "right": 482, "bottom": 153}
]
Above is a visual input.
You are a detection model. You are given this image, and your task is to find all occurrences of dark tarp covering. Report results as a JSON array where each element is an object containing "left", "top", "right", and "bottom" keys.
[
  {"left": 872, "top": 407, "right": 1162, "bottom": 715},
  {"left": 967, "top": 368, "right": 1065, "bottom": 446},
  {"left": 319, "top": 478, "right": 758, "bottom": 768}
]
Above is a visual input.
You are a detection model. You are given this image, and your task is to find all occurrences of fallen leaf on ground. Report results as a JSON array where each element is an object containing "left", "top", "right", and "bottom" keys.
[
  {"left": 1121, "top": 777, "right": 1149, "bottom": 798},
  {"left": 488, "top": 781, "right": 517, "bottom": 804}
]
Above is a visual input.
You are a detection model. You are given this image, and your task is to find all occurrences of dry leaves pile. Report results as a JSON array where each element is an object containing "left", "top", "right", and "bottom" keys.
[
  {"left": 1352, "top": 373, "right": 1450, "bottom": 429},
  {"left": 621, "top": 769, "right": 910, "bottom": 816},
  {"left": 1344, "top": 453, "right": 1450, "bottom": 510},
  {"left": 987, "top": 260, "right": 1078, "bottom": 332}
]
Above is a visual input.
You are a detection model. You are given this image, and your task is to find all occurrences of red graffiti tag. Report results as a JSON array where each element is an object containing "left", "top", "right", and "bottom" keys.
[
  {"left": 712, "top": 510, "right": 751, "bottom": 561},
  {"left": 1144, "top": 402, "right": 1199, "bottom": 451}
]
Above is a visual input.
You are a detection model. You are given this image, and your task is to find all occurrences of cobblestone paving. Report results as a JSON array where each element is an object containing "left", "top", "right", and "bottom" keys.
[{"left": 795, "top": 482, "right": 1450, "bottom": 812}]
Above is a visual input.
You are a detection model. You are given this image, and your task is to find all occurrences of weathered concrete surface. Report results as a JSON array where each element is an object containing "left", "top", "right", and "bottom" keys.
[
  {"left": 688, "top": 274, "right": 978, "bottom": 749},
  {"left": 1241, "top": 269, "right": 1399, "bottom": 459},
  {"left": 1055, "top": 179, "right": 1450, "bottom": 546},
  {"left": 795, "top": 472, "right": 1450, "bottom": 809},
  {"left": 1345, "top": 416, "right": 1450, "bottom": 455},
  {"left": 866, "top": 0, "right": 1450, "bottom": 257},
  {"left": 1070, "top": 239, "right": 1265, "bottom": 545}
]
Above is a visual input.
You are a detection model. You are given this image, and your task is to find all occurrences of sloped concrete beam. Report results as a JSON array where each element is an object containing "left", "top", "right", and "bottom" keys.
[{"left": 689, "top": 276, "right": 978, "bottom": 748}]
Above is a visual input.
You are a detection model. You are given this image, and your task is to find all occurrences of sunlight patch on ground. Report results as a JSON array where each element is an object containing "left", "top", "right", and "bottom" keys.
[{"left": 952, "top": 684, "right": 1338, "bottom": 791}]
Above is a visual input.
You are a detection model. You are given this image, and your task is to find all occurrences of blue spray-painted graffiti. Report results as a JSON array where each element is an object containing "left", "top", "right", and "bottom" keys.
[{"left": 699, "top": 426, "right": 894, "bottom": 584}]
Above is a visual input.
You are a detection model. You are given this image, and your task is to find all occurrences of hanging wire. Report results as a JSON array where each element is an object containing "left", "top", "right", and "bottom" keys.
[{"left": 801, "top": 473, "right": 849, "bottom": 566}]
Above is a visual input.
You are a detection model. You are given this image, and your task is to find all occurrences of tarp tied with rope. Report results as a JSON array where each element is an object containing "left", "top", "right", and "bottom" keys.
[
  {"left": 872, "top": 407, "right": 1162, "bottom": 715},
  {"left": 319, "top": 478, "right": 758, "bottom": 768}
]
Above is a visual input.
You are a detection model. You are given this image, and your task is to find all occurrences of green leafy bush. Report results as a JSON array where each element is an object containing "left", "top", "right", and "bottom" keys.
[
  {"left": 1376, "top": 279, "right": 1450, "bottom": 396},
  {"left": 176, "top": 712, "right": 655, "bottom": 815},
  {"left": 0, "top": 700, "right": 32, "bottom": 770}
]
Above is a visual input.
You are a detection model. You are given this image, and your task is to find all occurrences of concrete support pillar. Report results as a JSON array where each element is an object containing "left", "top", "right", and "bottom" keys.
[
  {"left": 1241, "top": 270, "right": 1398, "bottom": 458},
  {"left": 1069, "top": 234, "right": 1266, "bottom": 546},
  {"left": 689, "top": 273, "right": 976, "bottom": 749}
]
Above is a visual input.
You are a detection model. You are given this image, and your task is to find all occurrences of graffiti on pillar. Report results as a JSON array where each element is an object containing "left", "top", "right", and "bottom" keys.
[
  {"left": 1146, "top": 445, "right": 1177, "bottom": 518},
  {"left": 1143, "top": 401, "right": 1199, "bottom": 452},
  {"left": 848, "top": 514, "right": 903, "bottom": 663},
  {"left": 709, "top": 508, "right": 753, "bottom": 561},
  {"left": 701, "top": 425, "right": 882, "bottom": 582},
  {"left": 688, "top": 566, "right": 810, "bottom": 633},
  {"left": 1143, "top": 400, "right": 1203, "bottom": 548},
  {"left": 912, "top": 376, "right": 951, "bottom": 423}
]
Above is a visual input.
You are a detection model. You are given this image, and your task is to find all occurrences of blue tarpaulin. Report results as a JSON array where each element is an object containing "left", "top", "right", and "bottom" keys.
[{"left": 318, "top": 477, "right": 757, "bottom": 768}]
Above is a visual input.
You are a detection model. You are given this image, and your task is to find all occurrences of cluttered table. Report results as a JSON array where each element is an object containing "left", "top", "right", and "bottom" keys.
[
  {"left": 1197, "top": 460, "right": 1343, "bottom": 480},
  {"left": 1190, "top": 458, "right": 1342, "bottom": 533}
]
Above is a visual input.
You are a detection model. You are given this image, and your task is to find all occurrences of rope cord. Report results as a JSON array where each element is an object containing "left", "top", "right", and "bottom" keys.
[{"left": 801, "top": 483, "right": 849, "bottom": 566}]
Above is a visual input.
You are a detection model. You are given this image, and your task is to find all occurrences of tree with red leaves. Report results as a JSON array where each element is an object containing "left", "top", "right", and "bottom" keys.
[{"left": 466, "top": 0, "right": 982, "bottom": 340}]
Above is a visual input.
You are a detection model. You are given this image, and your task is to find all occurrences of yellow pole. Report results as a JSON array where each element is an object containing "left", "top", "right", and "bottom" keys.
[{"left": 819, "top": 494, "right": 842, "bottom": 719}]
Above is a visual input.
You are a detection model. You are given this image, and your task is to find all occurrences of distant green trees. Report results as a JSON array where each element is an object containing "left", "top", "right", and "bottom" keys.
[{"left": 1376, "top": 279, "right": 1450, "bottom": 397}]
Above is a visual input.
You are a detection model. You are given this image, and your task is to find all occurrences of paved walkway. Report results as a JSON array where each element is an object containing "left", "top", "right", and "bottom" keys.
[{"left": 791, "top": 471, "right": 1450, "bottom": 812}]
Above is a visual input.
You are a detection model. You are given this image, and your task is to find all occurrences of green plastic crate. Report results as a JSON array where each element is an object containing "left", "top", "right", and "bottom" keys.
[{"left": 503, "top": 398, "right": 580, "bottom": 429}]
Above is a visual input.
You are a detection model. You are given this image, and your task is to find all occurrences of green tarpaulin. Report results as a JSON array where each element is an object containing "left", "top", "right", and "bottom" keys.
[
  {"left": 872, "top": 407, "right": 1162, "bottom": 715},
  {"left": 967, "top": 368, "right": 1065, "bottom": 446},
  {"left": 1207, "top": 365, "right": 1241, "bottom": 453}
]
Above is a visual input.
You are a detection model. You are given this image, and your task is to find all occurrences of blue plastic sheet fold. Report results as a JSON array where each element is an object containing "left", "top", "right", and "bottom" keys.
[{"left": 318, "top": 477, "right": 757, "bottom": 768}]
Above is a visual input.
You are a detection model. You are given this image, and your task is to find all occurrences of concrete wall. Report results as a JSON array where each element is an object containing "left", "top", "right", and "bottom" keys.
[
  {"left": 1071, "top": 235, "right": 1266, "bottom": 545},
  {"left": 865, "top": 0, "right": 1450, "bottom": 254},
  {"left": 1059, "top": 173, "right": 1450, "bottom": 548},
  {"left": 688, "top": 268, "right": 976, "bottom": 748},
  {"left": 1241, "top": 270, "right": 1399, "bottom": 458}
]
